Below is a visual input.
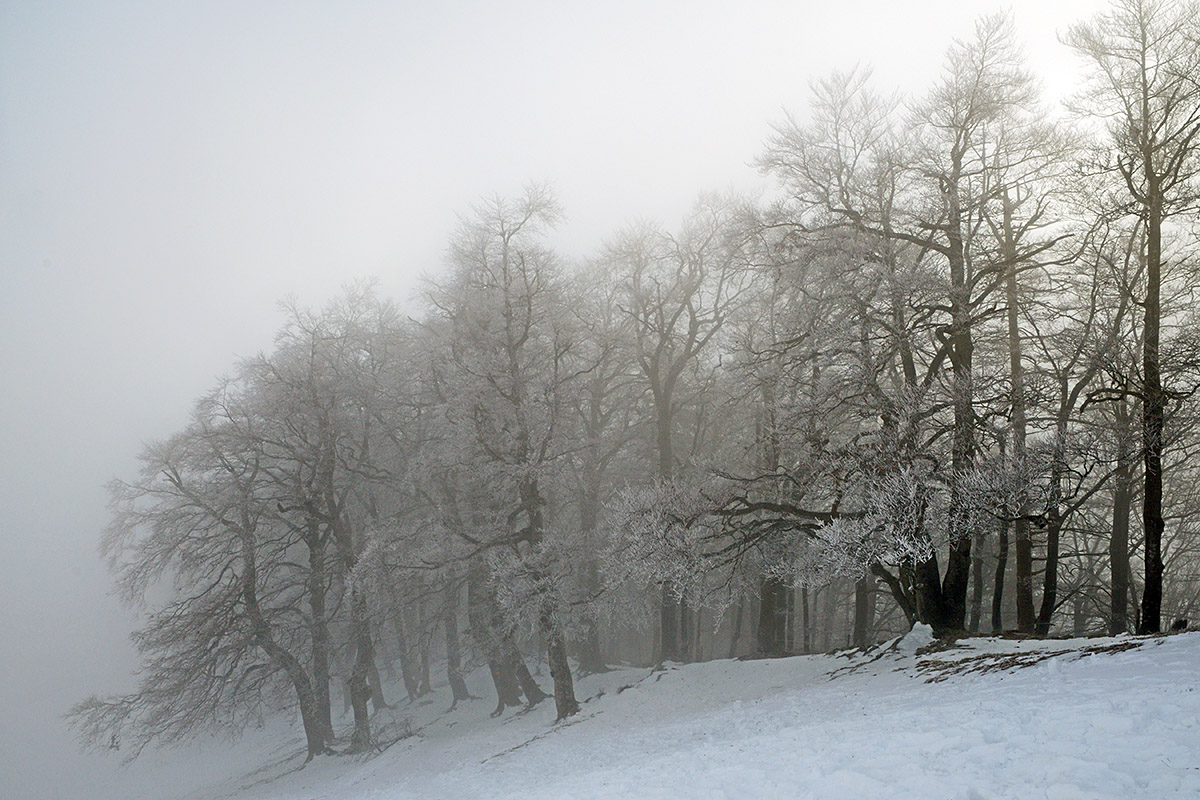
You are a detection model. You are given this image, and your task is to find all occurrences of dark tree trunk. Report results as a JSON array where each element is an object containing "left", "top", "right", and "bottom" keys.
[
  {"left": 941, "top": 173, "right": 974, "bottom": 631},
  {"left": 486, "top": 659, "right": 522, "bottom": 714},
  {"left": 1002, "top": 190, "right": 1035, "bottom": 635},
  {"left": 757, "top": 575, "right": 789, "bottom": 655},
  {"left": 517, "top": 474, "right": 579, "bottom": 719},
  {"left": 391, "top": 600, "right": 420, "bottom": 702},
  {"left": 1110, "top": 402, "right": 1134, "bottom": 635},
  {"left": 578, "top": 621, "right": 606, "bottom": 675},
  {"left": 992, "top": 519, "right": 1009, "bottom": 633},
  {"left": 293, "top": 681, "right": 327, "bottom": 761},
  {"left": 335, "top": 522, "right": 373, "bottom": 752},
  {"left": 853, "top": 576, "right": 874, "bottom": 649},
  {"left": 507, "top": 640, "right": 549, "bottom": 707},
  {"left": 819, "top": 582, "right": 838, "bottom": 651},
  {"left": 368, "top": 651, "right": 388, "bottom": 711},
  {"left": 347, "top": 604, "right": 373, "bottom": 752},
  {"left": 260, "top": 624, "right": 325, "bottom": 760},
  {"left": 679, "top": 598, "right": 694, "bottom": 662},
  {"left": 873, "top": 563, "right": 916, "bottom": 626},
  {"left": 653, "top": 392, "right": 686, "bottom": 663},
  {"left": 1014, "top": 518, "right": 1036, "bottom": 634},
  {"left": 306, "top": 529, "right": 334, "bottom": 746},
  {"left": 1036, "top": 403, "right": 1071, "bottom": 636},
  {"left": 1035, "top": 512, "right": 1061, "bottom": 637},
  {"left": 969, "top": 532, "right": 985, "bottom": 634},
  {"left": 576, "top": 475, "right": 608, "bottom": 675},
  {"left": 418, "top": 627, "right": 431, "bottom": 696},
  {"left": 467, "top": 560, "right": 523, "bottom": 713},
  {"left": 1140, "top": 200, "right": 1165, "bottom": 634},
  {"left": 785, "top": 588, "right": 794, "bottom": 652},
  {"left": 575, "top": 558, "right": 607, "bottom": 674},
  {"left": 546, "top": 630, "right": 579, "bottom": 721},
  {"left": 240, "top": 530, "right": 328, "bottom": 760},
  {"left": 914, "top": 552, "right": 956, "bottom": 634},
  {"left": 659, "top": 583, "right": 680, "bottom": 662},
  {"left": 800, "top": 588, "right": 811, "bottom": 653}
]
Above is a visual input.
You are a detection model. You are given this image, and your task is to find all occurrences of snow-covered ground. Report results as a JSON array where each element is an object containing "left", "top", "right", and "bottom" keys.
[{"left": 116, "top": 631, "right": 1200, "bottom": 799}]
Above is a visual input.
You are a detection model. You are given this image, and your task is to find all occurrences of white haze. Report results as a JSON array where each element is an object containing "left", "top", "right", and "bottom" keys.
[{"left": 0, "top": 1, "right": 1106, "bottom": 797}]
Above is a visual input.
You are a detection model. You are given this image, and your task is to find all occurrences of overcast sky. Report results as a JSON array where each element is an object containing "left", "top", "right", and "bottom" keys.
[{"left": 0, "top": 1, "right": 1108, "bottom": 797}]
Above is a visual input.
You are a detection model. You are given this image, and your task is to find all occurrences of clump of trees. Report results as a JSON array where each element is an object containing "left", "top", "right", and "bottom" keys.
[{"left": 72, "top": 0, "right": 1200, "bottom": 764}]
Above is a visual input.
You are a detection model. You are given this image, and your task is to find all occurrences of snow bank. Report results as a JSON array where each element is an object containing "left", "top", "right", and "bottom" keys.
[{"left": 151, "top": 632, "right": 1200, "bottom": 800}]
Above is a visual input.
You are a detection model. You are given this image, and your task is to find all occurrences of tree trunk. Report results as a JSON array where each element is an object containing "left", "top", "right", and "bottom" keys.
[
  {"left": 486, "top": 659, "right": 522, "bottom": 715},
  {"left": 820, "top": 582, "right": 838, "bottom": 651},
  {"left": 347, "top": 599, "right": 373, "bottom": 752},
  {"left": 728, "top": 599, "right": 744, "bottom": 659},
  {"left": 757, "top": 575, "right": 789, "bottom": 655},
  {"left": 1035, "top": 512, "right": 1061, "bottom": 637},
  {"left": 659, "top": 583, "right": 680, "bottom": 662},
  {"left": 1140, "top": 199, "right": 1165, "bottom": 634},
  {"left": 546, "top": 629, "right": 580, "bottom": 721},
  {"left": 518, "top": 474, "right": 579, "bottom": 719},
  {"left": 335, "top": 522, "right": 373, "bottom": 751},
  {"left": 653, "top": 393, "right": 686, "bottom": 663},
  {"left": 992, "top": 518, "right": 1009, "bottom": 633},
  {"left": 467, "top": 560, "right": 523, "bottom": 713},
  {"left": 1014, "top": 518, "right": 1036, "bottom": 634},
  {"left": 418, "top": 628, "right": 431, "bottom": 696},
  {"left": 969, "top": 532, "right": 985, "bottom": 634},
  {"left": 443, "top": 579, "right": 472, "bottom": 707},
  {"left": 306, "top": 530, "right": 334, "bottom": 746},
  {"left": 1110, "top": 401, "right": 1134, "bottom": 635},
  {"left": 680, "top": 598, "right": 695, "bottom": 662},
  {"left": 391, "top": 600, "right": 420, "bottom": 702},
  {"left": 914, "top": 552, "right": 956, "bottom": 633},
  {"left": 941, "top": 172, "right": 974, "bottom": 631},
  {"left": 1002, "top": 189, "right": 1035, "bottom": 635},
  {"left": 1036, "top": 401, "right": 1071, "bottom": 636},
  {"left": 578, "top": 621, "right": 606, "bottom": 675},
  {"left": 576, "top": 474, "right": 608, "bottom": 674},
  {"left": 368, "top": 651, "right": 388, "bottom": 711},
  {"left": 240, "top": 529, "right": 328, "bottom": 760},
  {"left": 853, "top": 576, "right": 874, "bottom": 649},
  {"left": 507, "top": 639, "right": 549, "bottom": 706},
  {"left": 800, "top": 588, "right": 811, "bottom": 653}
]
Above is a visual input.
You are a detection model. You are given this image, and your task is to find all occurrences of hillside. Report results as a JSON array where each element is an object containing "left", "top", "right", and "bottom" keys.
[{"left": 124, "top": 630, "right": 1200, "bottom": 800}]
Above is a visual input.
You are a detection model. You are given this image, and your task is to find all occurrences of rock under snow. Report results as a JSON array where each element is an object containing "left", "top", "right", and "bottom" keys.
[{"left": 896, "top": 621, "right": 936, "bottom": 655}]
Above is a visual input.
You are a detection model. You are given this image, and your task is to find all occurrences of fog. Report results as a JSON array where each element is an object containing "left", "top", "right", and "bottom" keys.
[{"left": 0, "top": 1, "right": 1106, "bottom": 797}]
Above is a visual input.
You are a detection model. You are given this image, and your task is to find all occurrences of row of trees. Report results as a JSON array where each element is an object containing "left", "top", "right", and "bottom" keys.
[{"left": 73, "top": 0, "right": 1200, "bottom": 764}]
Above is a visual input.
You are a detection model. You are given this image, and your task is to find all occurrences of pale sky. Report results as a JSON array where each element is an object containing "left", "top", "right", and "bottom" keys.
[{"left": 0, "top": 1, "right": 1108, "bottom": 796}]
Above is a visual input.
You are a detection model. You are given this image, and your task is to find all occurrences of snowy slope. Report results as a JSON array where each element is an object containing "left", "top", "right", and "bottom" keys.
[{"left": 141, "top": 631, "right": 1200, "bottom": 800}]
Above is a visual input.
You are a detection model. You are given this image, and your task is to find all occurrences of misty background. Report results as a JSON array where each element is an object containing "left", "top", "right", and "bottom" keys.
[{"left": 0, "top": 1, "right": 1104, "bottom": 796}]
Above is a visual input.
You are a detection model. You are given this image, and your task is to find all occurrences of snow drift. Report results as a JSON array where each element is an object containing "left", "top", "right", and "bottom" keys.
[{"left": 119, "top": 632, "right": 1200, "bottom": 800}]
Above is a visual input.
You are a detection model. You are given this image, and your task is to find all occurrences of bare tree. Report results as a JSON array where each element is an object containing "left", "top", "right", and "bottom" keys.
[
  {"left": 1066, "top": 0, "right": 1200, "bottom": 632},
  {"left": 607, "top": 198, "right": 746, "bottom": 659},
  {"left": 70, "top": 383, "right": 331, "bottom": 761},
  {"left": 425, "top": 184, "right": 581, "bottom": 720}
]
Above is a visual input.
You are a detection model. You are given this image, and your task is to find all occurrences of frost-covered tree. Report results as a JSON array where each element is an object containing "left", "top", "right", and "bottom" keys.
[
  {"left": 423, "top": 184, "right": 581, "bottom": 720},
  {"left": 70, "top": 379, "right": 332, "bottom": 760},
  {"left": 1066, "top": 0, "right": 1200, "bottom": 633},
  {"left": 604, "top": 197, "right": 748, "bottom": 659}
]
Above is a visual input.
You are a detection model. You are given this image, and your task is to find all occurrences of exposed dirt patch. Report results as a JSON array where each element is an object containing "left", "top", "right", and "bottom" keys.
[{"left": 916, "top": 640, "right": 1146, "bottom": 683}]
